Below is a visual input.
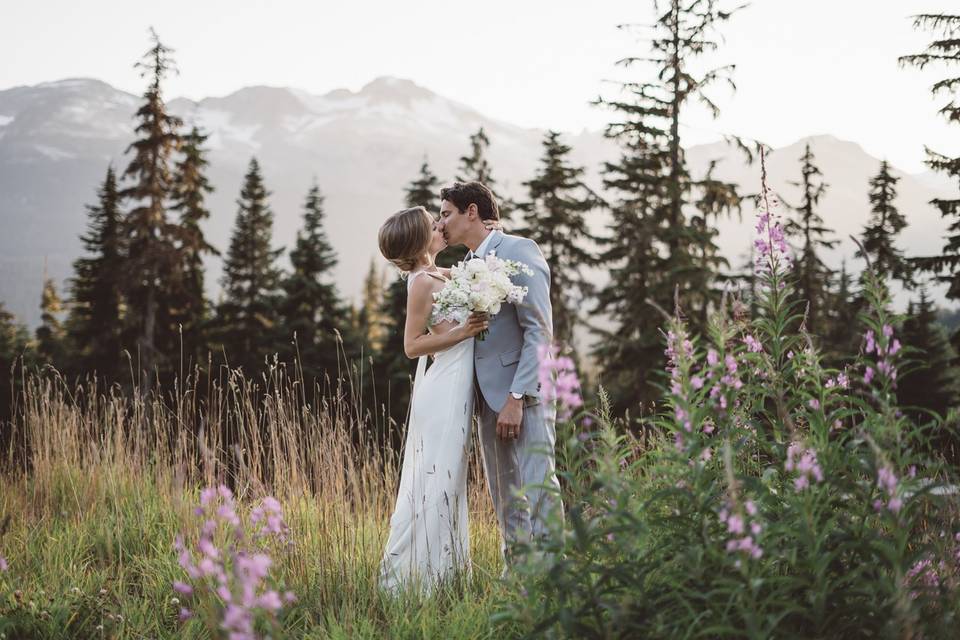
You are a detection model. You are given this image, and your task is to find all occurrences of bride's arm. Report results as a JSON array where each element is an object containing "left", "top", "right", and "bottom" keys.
[{"left": 403, "top": 278, "right": 487, "bottom": 359}]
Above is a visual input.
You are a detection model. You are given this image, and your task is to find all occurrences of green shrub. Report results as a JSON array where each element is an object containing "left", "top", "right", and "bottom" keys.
[{"left": 498, "top": 179, "right": 960, "bottom": 639}]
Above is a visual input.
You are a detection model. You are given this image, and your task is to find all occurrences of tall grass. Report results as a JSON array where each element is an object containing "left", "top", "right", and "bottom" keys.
[{"left": 0, "top": 356, "right": 508, "bottom": 638}]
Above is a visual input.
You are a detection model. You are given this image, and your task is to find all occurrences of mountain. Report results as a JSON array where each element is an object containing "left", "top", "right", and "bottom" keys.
[
  {"left": 690, "top": 134, "right": 954, "bottom": 292},
  {"left": 0, "top": 76, "right": 612, "bottom": 326},
  {"left": 0, "top": 77, "right": 955, "bottom": 330}
]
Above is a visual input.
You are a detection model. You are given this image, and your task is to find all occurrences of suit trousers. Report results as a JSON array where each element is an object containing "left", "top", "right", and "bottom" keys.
[{"left": 475, "top": 391, "right": 564, "bottom": 564}]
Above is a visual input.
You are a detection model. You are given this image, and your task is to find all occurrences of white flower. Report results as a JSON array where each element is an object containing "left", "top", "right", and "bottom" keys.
[{"left": 430, "top": 253, "right": 532, "bottom": 326}]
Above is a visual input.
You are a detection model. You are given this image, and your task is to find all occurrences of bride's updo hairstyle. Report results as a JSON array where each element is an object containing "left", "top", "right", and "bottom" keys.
[{"left": 378, "top": 206, "right": 434, "bottom": 274}]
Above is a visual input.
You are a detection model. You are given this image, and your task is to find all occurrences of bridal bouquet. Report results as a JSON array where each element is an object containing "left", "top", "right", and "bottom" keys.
[{"left": 432, "top": 251, "right": 534, "bottom": 340}]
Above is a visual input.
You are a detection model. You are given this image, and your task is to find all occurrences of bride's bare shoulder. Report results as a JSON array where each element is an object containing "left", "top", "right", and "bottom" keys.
[{"left": 407, "top": 271, "right": 445, "bottom": 298}]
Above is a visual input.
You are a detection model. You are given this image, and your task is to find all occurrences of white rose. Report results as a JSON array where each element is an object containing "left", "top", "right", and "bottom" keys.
[{"left": 465, "top": 258, "right": 486, "bottom": 274}]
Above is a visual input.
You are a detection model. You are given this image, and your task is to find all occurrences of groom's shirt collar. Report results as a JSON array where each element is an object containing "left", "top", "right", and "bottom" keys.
[{"left": 473, "top": 229, "right": 499, "bottom": 258}]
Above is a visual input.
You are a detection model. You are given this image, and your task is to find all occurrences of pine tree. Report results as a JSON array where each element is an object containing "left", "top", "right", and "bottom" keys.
[
  {"left": 405, "top": 158, "right": 441, "bottom": 211},
  {"left": 733, "top": 242, "right": 758, "bottom": 318},
  {"left": 456, "top": 127, "right": 495, "bottom": 185},
  {"left": 591, "top": 130, "right": 670, "bottom": 416},
  {"left": 356, "top": 258, "right": 386, "bottom": 352},
  {"left": 822, "top": 259, "right": 860, "bottom": 365},
  {"left": 900, "top": 14, "right": 960, "bottom": 302},
  {"left": 214, "top": 158, "right": 284, "bottom": 375},
  {"left": 0, "top": 303, "right": 30, "bottom": 431},
  {"left": 783, "top": 143, "right": 838, "bottom": 337},
  {"left": 376, "top": 271, "right": 412, "bottom": 442},
  {"left": 517, "top": 130, "right": 603, "bottom": 347},
  {"left": 66, "top": 166, "right": 124, "bottom": 380},
  {"left": 592, "top": 0, "right": 745, "bottom": 416},
  {"left": 898, "top": 290, "right": 960, "bottom": 459},
  {"left": 279, "top": 182, "right": 351, "bottom": 388},
  {"left": 455, "top": 126, "right": 515, "bottom": 228},
  {"left": 35, "top": 275, "right": 66, "bottom": 369},
  {"left": 120, "top": 29, "right": 184, "bottom": 393},
  {"left": 690, "top": 160, "right": 742, "bottom": 326},
  {"left": 857, "top": 160, "right": 912, "bottom": 287},
  {"left": 170, "top": 126, "right": 218, "bottom": 367}
]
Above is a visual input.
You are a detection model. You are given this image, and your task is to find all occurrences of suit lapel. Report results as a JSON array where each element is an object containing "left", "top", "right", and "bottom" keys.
[{"left": 486, "top": 231, "right": 505, "bottom": 256}]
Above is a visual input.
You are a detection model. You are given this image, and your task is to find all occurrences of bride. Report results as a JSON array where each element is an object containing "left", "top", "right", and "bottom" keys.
[{"left": 376, "top": 206, "right": 495, "bottom": 593}]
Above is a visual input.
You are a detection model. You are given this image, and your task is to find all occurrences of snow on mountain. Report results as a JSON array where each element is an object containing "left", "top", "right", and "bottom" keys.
[{"left": 0, "top": 76, "right": 954, "bottom": 330}]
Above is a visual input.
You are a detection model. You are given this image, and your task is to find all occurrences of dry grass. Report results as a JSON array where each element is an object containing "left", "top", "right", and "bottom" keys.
[{"left": 0, "top": 360, "right": 508, "bottom": 638}]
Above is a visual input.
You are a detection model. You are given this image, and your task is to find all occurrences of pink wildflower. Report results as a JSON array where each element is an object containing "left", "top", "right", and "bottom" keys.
[
  {"left": 743, "top": 334, "right": 763, "bottom": 353},
  {"left": 876, "top": 465, "right": 902, "bottom": 515},
  {"left": 537, "top": 343, "right": 583, "bottom": 421},
  {"left": 785, "top": 442, "right": 823, "bottom": 491},
  {"left": 707, "top": 349, "right": 719, "bottom": 366},
  {"left": 865, "top": 330, "right": 876, "bottom": 354}
]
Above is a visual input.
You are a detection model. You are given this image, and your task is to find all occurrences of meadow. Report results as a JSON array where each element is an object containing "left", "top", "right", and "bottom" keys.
[
  {"left": 0, "top": 361, "right": 512, "bottom": 639},
  {"left": 3, "top": 167, "right": 960, "bottom": 640}
]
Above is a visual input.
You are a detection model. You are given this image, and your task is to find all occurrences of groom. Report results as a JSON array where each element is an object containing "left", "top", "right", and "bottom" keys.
[{"left": 438, "top": 181, "right": 564, "bottom": 566}]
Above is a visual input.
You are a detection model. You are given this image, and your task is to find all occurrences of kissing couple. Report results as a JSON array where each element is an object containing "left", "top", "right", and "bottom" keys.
[{"left": 376, "top": 181, "right": 564, "bottom": 593}]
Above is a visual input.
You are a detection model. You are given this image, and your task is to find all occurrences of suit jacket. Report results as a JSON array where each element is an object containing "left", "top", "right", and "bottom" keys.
[{"left": 473, "top": 231, "right": 553, "bottom": 413}]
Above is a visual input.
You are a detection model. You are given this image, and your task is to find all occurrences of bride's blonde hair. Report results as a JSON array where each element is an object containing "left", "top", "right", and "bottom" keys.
[{"left": 378, "top": 206, "right": 434, "bottom": 273}]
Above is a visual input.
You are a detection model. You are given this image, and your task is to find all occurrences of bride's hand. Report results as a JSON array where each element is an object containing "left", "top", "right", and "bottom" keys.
[
  {"left": 459, "top": 312, "right": 489, "bottom": 339},
  {"left": 483, "top": 219, "right": 504, "bottom": 232}
]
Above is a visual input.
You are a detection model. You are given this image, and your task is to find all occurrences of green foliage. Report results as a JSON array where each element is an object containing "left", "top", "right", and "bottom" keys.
[
  {"left": 0, "top": 303, "right": 30, "bottom": 428},
  {"left": 456, "top": 126, "right": 515, "bottom": 227},
  {"left": 499, "top": 163, "right": 960, "bottom": 639},
  {"left": 119, "top": 29, "right": 185, "bottom": 392},
  {"left": 213, "top": 157, "right": 284, "bottom": 375},
  {"left": 783, "top": 143, "right": 838, "bottom": 337},
  {"left": 517, "top": 131, "right": 603, "bottom": 348},
  {"left": 900, "top": 14, "right": 960, "bottom": 301},
  {"left": 375, "top": 275, "right": 413, "bottom": 449},
  {"left": 34, "top": 276, "right": 66, "bottom": 370},
  {"left": 355, "top": 258, "right": 387, "bottom": 354},
  {"left": 279, "top": 182, "right": 354, "bottom": 391},
  {"left": 858, "top": 160, "right": 913, "bottom": 288},
  {"left": 591, "top": 0, "right": 745, "bottom": 417},
  {"left": 820, "top": 260, "right": 861, "bottom": 368},
  {"left": 897, "top": 289, "right": 960, "bottom": 461},
  {"left": 65, "top": 166, "right": 124, "bottom": 382},
  {"left": 169, "top": 126, "right": 218, "bottom": 368}
]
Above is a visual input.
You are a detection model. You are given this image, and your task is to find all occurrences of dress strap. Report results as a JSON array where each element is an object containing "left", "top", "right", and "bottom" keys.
[
  {"left": 406, "top": 269, "right": 423, "bottom": 291},
  {"left": 407, "top": 269, "right": 447, "bottom": 290}
]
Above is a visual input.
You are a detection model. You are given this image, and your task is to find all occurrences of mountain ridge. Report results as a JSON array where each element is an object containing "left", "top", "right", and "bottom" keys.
[{"left": 0, "top": 76, "right": 954, "bottom": 328}]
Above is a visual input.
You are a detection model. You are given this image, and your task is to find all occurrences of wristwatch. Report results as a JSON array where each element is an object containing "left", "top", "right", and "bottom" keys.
[{"left": 510, "top": 392, "right": 524, "bottom": 400}]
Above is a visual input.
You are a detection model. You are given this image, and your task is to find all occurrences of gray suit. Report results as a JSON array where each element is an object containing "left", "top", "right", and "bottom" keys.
[{"left": 470, "top": 231, "right": 564, "bottom": 563}]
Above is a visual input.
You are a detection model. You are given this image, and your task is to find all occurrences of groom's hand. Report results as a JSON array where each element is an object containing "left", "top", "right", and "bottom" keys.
[{"left": 497, "top": 396, "right": 524, "bottom": 440}]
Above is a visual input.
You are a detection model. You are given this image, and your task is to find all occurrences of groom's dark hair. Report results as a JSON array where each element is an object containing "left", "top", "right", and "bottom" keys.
[{"left": 440, "top": 181, "right": 500, "bottom": 221}]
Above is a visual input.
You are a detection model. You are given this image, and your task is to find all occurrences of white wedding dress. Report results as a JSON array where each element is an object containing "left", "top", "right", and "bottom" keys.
[{"left": 379, "top": 270, "right": 475, "bottom": 594}]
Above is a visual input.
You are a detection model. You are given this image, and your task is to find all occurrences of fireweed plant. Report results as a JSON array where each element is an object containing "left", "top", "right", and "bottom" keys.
[
  {"left": 495, "top": 153, "right": 960, "bottom": 639},
  {"left": 172, "top": 485, "right": 296, "bottom": 639}
]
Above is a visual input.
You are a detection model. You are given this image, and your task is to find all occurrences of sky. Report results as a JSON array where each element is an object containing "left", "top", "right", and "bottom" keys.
[{"left": 1, "top": 0, "right": 955, "bottom": 174}]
